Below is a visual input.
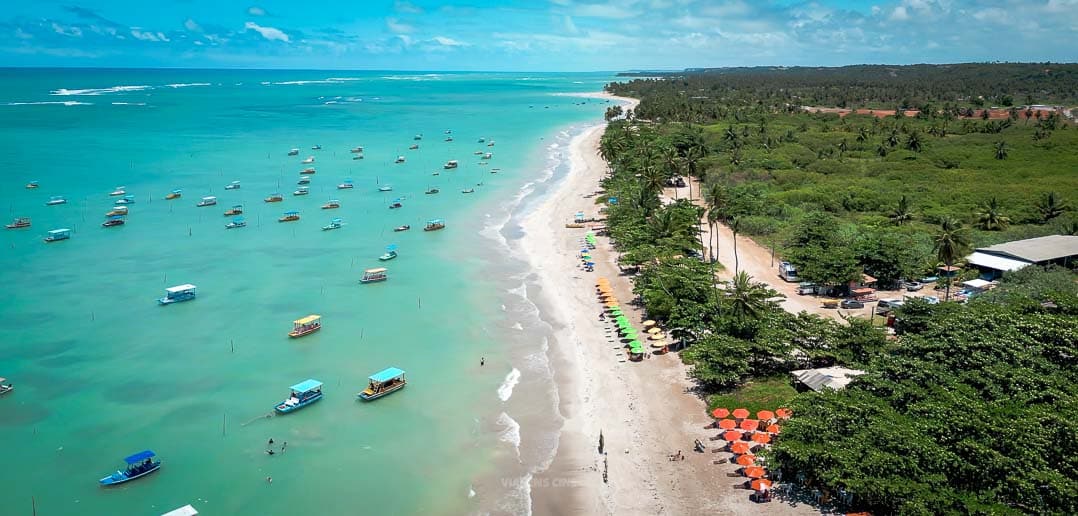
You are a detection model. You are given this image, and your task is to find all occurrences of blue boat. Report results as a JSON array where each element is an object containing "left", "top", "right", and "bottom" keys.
[
  {"left": 114, "top": 194, "right": 136, "bottom": 205},
  {"left": 276, "top": 379, "right": 324, "bottom": 414},
  {"left": 358, "top": 367, "right": 406, "bottom": 401},
  {"left": 225, "top": 216, "right": 246, "bottom": 229},
  {"left": 158, "top": 284, "right": 197, "bottom": 305},
  {"left": 44, "top": 228, "right": 71, "bottom": 242},
  {"left": 99, "top": 450, "right": 161, "bottom": 486},
  {"left": 379, "top": 244, "right": 398, "bottom": 261}
]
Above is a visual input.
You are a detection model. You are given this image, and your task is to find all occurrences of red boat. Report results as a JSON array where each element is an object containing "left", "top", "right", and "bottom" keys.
[{"left": 5, "top": 217, "right": 30, "bottom": 229}]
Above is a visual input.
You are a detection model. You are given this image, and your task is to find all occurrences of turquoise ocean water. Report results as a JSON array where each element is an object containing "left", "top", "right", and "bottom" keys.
[{"left": 0, "top": 69, "right": 615, "bottom": 515}]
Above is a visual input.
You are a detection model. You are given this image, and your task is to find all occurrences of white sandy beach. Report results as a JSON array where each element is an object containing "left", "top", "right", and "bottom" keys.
[{"left": 518, "top": 93, "right": 821, "bottom": 515}]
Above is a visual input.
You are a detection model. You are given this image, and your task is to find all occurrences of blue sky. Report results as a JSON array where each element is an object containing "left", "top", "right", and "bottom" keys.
[{"left": 1, "top": 1, "right": 1076, "bottom": 70}]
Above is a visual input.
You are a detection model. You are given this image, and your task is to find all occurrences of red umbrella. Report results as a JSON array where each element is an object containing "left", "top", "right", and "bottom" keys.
[
  {"left": 756, "top": 410, "right": 775, "bottom": 421},
  {"left": 711, "top": 408, "right": 730, "bottom": 419},
  {"left": 751, "top": 479, "right": 773, "bottom": 491},
  {"left": 739, "top": 419, "right": 760, "bottom": 431},
  {"left": 743, "top": 466, "right": 766, "bottom": 478},
  {"left": 776, "top": 408, "right": 793, "bottom": 419},
  {"left": 751, "top": 432, "right": 772, "bottom": 444},
  {"left": 732, "top": 408, "right": 750, "bottom": 419},
  {"left": 735, "top": 454, "right": 756, "bottom": 466},
  {"left": 722, "top": 430, "right": 743, "bottom": 442},
  {"left": 730, "top": 441, "right": 751, "bottom": 455},
  {"left": 766, "top": 424, "right": 781, "bottom": 434},
  {"left": 718, "top": 419, "right": 737, "bottom": 430}
]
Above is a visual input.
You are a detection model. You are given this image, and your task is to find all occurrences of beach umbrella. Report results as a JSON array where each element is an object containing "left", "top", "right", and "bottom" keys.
[
  {"left": 732, "top": 408, "right": 750, "bottom": 419},
  {"left": 743, "top": 466, "right": 766, "bottom": 479},
  {"left": 722, "top": 430, "right": 743, "bottom": 442},
  {"left": 739, "top": 419, "right": 760, "bottom": 431},
  {"left": 766, "top": 424, "right": 781, "bottom": 434},
  {"left": 604, "top": 301, "right": 619, "bottom": 308},
  {"left": 649, "top": 340, "right": 666, "bottom": 348},
  {"left": 751, "top": 432, "right": 772, "bottom": 444},
  {"left": 647, "top": 327, "right": 662, "bottom": 334},
  {"left": 730, "top": 442, "right": 751, "bottom": 455},
  {"left": 736, "top": 454, "right": 757, "bottom": 466},
  {"left": 711, "top": 408, "right": 730, "bottom": 419},
  {"left": 757, "top": 410, "right": 775, "bottom": 421},
  {"left": 649, "top": 333, "right": 664, "bottom": 340},
  {"left": 609, "top": 309, "right": 623, "bottom": 316},
  {"left": 751, "top": 479, "right": 773, "bottom": 491},
  {"left": 627, "top": 340, "right": 644, "bottom": 349},
  {"left": 776, "top": 408, "right": 793, "bottom": 419},
  {"left": 642, "top": 320, "right": 656, "bottom": 328},
  {"left": 718, "top": 419, "right": 737, "bottom": 430}
]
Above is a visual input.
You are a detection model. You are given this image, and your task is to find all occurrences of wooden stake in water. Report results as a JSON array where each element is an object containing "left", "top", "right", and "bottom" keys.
[
  {"left": 231, "top": 339, "right": 235, "bottom": 353},
  {"left": 222, "top": 413, "right": 226, "bottom": 436}
]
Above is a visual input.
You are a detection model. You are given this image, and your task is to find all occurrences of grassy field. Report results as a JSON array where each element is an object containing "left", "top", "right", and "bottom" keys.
[{"left": 706, "top": 376, "right": 799, "bottom": 415}]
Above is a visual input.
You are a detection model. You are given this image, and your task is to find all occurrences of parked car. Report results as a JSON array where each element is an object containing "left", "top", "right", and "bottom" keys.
[
  {"left": 840, "top": 298, "right": 865, "bottom": 309},
  {"left": 905, "top": 281, "right": 924, "bottom": 292},
  {"left": 797, "top": 282, "right": 816, "bottom": 295},
  {"left": 876, "top": 298, "right": 905, "bottom": 315},
  {"left": 905, "top": 295, "right": 940, "bottom": 305}
]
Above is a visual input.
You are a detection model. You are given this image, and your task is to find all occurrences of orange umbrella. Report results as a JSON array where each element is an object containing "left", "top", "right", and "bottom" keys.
[
  {"left": 743, "top": 466, "right": 766, "bottom": 478},
  {"left": 756, "top": 410, "right": 775, "bottom": 421},
  {"left": 722, "top": 430, "right": 743, "bottom": 442},
  {"left": 604, "top": 301, "right": 619, "bottom": 307},
  {"left": 711, "top": 408, "right": 730, "bottom": 419},
  {"left": 751, "top": 432, "right": 772, "bottom": 444},
  {"left": 739, "top": 419, "right": 760, "bottom": 431},
  {"left": 776, "top": 408, "right": 792, "bottom": 419},
  {"left": 735, "top": 454, "right": 756, "bottom": 466},
  {"left": 751, "top": 479, "right": 773, "bottom": 491},
  {"left": 718, "top": 419, "right": 737, "bottom": 430},
  {"left": 730, "top": 442, "right": 751, "bottom": 455},
  {"left": 766, "top": 424, "right": 781, "bottom": 434},
  {"left": 732, "top": 408, "right": 750, "bottom": 419}
]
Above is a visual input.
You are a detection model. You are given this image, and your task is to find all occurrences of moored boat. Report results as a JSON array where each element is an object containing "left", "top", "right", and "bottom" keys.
[
  {"left": 409, "top": 144, "right": 419, "bottom": 150},
  {"left": 197, "top": 196, "right": 217, "bottom": 207},
  {"left": 0, "top": 377, "right": 12, "bottom": 395},
  {"left": 109, "top": 186, "right": 126, "bottom": 196},
  {"left": 288, "top": 315, "right": 321, "bottom": 338},
  {"left": 279, "top": 210, "right": 300, "bottom": 222},
  {"left": 337, "top": 179, "right": 354, "bottom": 189},
  {"left": 115, "top": 194, "right": 136, "bottom": 205},
  {"left": 424, "top": 219, "right": 445, "bottom": 231},
  {"left": 395, "top": 155, "right": 406, "bottom": 163},
  {"left": 106, "top": 206, "right": 128, "bottom": 217},
  {"left": 461, "top": 188, "right": 475, "bottom": 194},
  {"left": 302, "top": 156, "right": 315, "bottom": 164},
  {"left": 225, "top": 216, "right": 246, "bottom": 229},
  {"left": 445, "top": 136, "right": 453, "bottom": 142},
  {"left": 25, "top": 181, "right": 39, "bottom": 189},
  {"left": 101, "top": 215, "right": 125, "bottom": 227},
  {"left": 264, "top": 193, "right": 284, "bottom": 203},
  {"left": 414, "top": 134, "right": 422, "bottom": 140},
  {"left": 443, "top": 160, "right": 458, "bottom": 169},
  {"left": 224, "top": 204, "right": 243, "bottom": 216},
  {"left": 293, "top": 187, "right": 309, "bottom": 196},
  {"left": 5, "top": 217, "right": 30, "bottom": 229},
  {"left": 350, "top": 146, "right": 364, "bottom": 153},
  {"left": 165, "top": 189, "right": 182, "bottom": 200},
  {"left": 360, "top": 267, "right": 388, "bottom": 283},
  {"left": 312, "top": 144, "right": 322, "bottom": 150},
  {"left": 302, "top": 167, "right": 316, "bottom": 175},
  {"left": 288, "top": 148, "right": 300, "bottom": 156},
  {"left": 353, "top": 154, "right": 364, "bottom": 160},
  {"left": 158, "top": 284, "right": 196, "bottom": 305},
  {"left": 322, "top": 217, "right": 343, "bottom": 231},
  {"left": 99, "top": 450, "right": 161, "bottom": 486},
  {"left": 357, "top": 367, "right": 406, "bottom": 401},
  {"left": 275, "top": 379, "right": 323, "bottom": 413},
  {"left": 478, "top": 137, "right": 486, "bottom": 143},
  {"left": 45, "top": 195, "right": 67, "bottom": 206},
  {"left": 297, "top": 176, "right": 311, "bottom": 185},
  {"left": 321, "top": 200, "right": 341, "bottom": 209},
  {"left": 394, "top": 225, "right": 410, "bottom": 232},
  {"left": 483, "top": 152, "right": 493, "bottom": 160},
  {"left": 388, "top": 199, "right": 403, "bottom": 209},
  {"left": 379, "top": 244, "right": 398, "bottom": 261},
  {"left": 224, "top": 181, "right": 241, "bottom": 190},
  {"left": 378, "top": 185, "right": 393, "bottom": 192},
  {"left": 44, "top": 228, "right": 71, "bottom": 242}
]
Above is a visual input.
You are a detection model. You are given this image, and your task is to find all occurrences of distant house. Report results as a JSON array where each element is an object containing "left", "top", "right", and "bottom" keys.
[
  {"left": 791, "top": 367, "right": 866, "bottom": 392},
  {"left": 966, "top": 235, "right": 1078, "bottom": 279}
]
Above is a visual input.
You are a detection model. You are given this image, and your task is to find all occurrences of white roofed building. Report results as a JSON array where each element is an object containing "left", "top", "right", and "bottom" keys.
[{"left": 966, "top": 235, "right": 1078, "bottom": 279}]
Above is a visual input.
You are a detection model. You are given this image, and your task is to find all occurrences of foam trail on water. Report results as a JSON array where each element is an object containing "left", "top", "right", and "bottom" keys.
[
  {"left": 498, "top": 368, "right": 522, "bottom": 402},
  {"left": 50, "top": 85, "right": 150, "bottom": 96},
  {"left": 5, "top": 101, "right": 91, "bottom": 106},
  {"left": 496, "top": 412, "right": 521, "bottom": 458}
]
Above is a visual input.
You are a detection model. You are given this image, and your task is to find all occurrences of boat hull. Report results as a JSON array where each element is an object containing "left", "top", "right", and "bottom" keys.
[
  {"left": 158, "top": 294, "right": 195, "bottom": 305},
  {"left": 0, "top": 385, "right": 12, "bottom": 395},
  {"left": 99, "top": 462, "right": 161, "bottom": 486},
  {"left": 275, "top": 393, "right": 323, "bottom": 413},
  {"left": 358, "top": 382, "right": 406, "bottom": 401},
  {"left": 360, "top": 277, "right": 387, "bottom": 284},
  {"left": 288, "top": 325, "right": 321, "bottom": 338}
]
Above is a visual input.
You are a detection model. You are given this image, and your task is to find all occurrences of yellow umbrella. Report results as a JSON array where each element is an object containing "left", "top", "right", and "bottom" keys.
[
  {"left": 649, "top": 340, "right": 667, "bottom": 348},
  {"left": 649, "top": 333, "right": 665, "bottom": 340},
  {"left": 647, "top": 327, "right": 662, "bottom": 334},
  {"left": 642, "top": 320, "right": 656, "bottom": 328}
]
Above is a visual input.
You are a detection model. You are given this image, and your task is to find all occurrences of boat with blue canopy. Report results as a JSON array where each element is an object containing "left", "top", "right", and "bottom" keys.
[
  {"left": 379, "top": 244, "right": 398, "bottom": 261},
  {"left": 44, "top": 228, "right": 71, "bottom": 242},
  {"left": 114, "top": 194, "right": 136, "bottom": 205},
  {"left": 159, "top": 284, "right": 196, "bottom": 305},
  {"left": 358, "top": 367, "right": 406, "bottom": 401},
  {"left": 276, "top": 379, "right": 324, "bottom": 413},
  {"left": 99, "top": 450, "right": 161, "bottom": 486},
  {"left": 322, "top": 218, "right": 343, "bottom": 231},
  {"left": 225, "top": 216, "right": 246, "bottom": 229},
  {"left": 45, "top": 195, "right": 67, "bottom": 206}
]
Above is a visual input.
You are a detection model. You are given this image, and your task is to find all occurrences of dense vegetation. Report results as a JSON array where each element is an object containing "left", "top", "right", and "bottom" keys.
[{"left": 598, "top": 64, "right": 1078, "bottom": 514}]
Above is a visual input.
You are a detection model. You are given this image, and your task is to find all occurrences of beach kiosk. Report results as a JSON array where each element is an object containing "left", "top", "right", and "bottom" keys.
[{"left": 358, "top": 367, "right": 407, "bottom": 401}]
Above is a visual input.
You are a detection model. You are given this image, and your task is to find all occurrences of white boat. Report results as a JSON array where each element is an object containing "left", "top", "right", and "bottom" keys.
[
  {"left": 353, "top": 155, "right": 364, "bottom": 160},
  {"left": 297, "top": 176, "right": 311, "bottom": 185},
  {"left": 322, "top": 218, "right": 343, "bottom": 231},
  {"left": 414, "top": 134, "right": 422, "bottom": 141},
  {"left": 224, "top": 181, "right": 241, "bottom": 190},
  {"left": 45, "top": 196, "right": 67, "bottom": 206},
  {"left": 302, "top": 156, "right": 315, "bottom": 164},
  {"left": 443, "top": 160, "right": 458, "bottom": 169},
  {"left": 288, "top": 148, "right": 300, "bottom": 156},
  {"left": 197, "top": 196, "right": 217, "bottom": 207},
  {"left": 337, "top": 180, "right": 354, "bottom": 189},
  {"left": 225, "top": 216, "right": 246, "bottom": 229},
  {"left": 378, "top": 185, "right": 392, "bottom": 192},
  {"left": 487, "top": 140, "right": 495, "bottom": 147},
  {"left": 445, "top": 136, "right": 454, "bottom": 142},
  {"left": 483, "top": 152, "right": 493, "bottom": 160},
  {"left": 478, "top": 137, "right": 486, "bottom": 143},
  {"left": 312, "top": 144, "right": 322, "bottom": 150},
  {"left": 109, "top": 186, "right": 126, "bottom": 196},
  {"left": 395, "top": 155, "right": 405, "bottom": 163},
  {"left": 461, "top": 188, "right": 475, "bottom": 194},
  {"left": 350, "top": 146, "right": 364, "bottom": 153},
  {"left": 302, "top": 167, "right": 316, "bottom": 175},
  {"left": 409, "top": 144, "right": 419, "bottom": 150},
  {"left": 293, "top": 187, "right": 310, "bottom": 196}
]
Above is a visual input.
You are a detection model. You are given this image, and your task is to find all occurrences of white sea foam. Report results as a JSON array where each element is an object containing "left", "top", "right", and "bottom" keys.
[
  {"left": 497, "top": 368, "right": 522, "bottom": 402},
  {"left": 5, "top": 101, "right": 91, "bottom": 106},
  {"left": 496, "top": 412, "right": 522, "bottom": 459},
  {"left": 325, "top": 77, "right": 363, "bottom": 82},
  {"left": 50, "top": 85, "right": 150, "bottom": 96},
  {"left": 506, "top": 282, "right": 527, "bottom": 299},
  {"left": 163, "top": 82, "right": 211, "bottom": 88},
  {"left": 468, "top": 486, "right": 476, "bottom": 498},
  {"left": 111, "top": 102, "right": 146, "bottom": 106},
  {"left": 512, "top": 322, "right": 524, "bottom": 331}
]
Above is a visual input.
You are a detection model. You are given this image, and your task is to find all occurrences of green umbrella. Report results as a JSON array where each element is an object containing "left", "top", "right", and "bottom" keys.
[{"left": 615, "top": 316, "right": 630, "bottom": 324}]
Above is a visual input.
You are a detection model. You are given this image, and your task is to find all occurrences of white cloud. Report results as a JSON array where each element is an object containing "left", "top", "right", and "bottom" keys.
[
  {"left": 184, "top": 19, "right": 202, "bottom": 32},
  {"left": 52, "top": 23, "right": 83, "bottom": 37},
  {"left": 394, "top": 1, "right": 424, "bottom": 14},
  {"left": 890, "top": 6, "right": 910, "bottom": 20},
  {"left": 431, "top": 36, "right": 466, "bottom": 47},
  {"left": 130, "top": 29, "right": 169, "bottom": 42},
  {"left": 247, "top": 6, "right": 267, "bottom": 16},
  {"left": 386, "top": 17, "right": 414, "bottom": 34},
  {"left": 563, "top": 15, "right": 580, "bottom": 34},
  {"left": 574, "top": 3, "right": 639, "bottom": 19},
  {"left": 245, "top": 21, "right": 290, "bottom": 42}
]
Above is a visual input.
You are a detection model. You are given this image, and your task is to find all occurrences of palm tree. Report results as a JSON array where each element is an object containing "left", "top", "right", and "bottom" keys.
[
  {"left": 876, "top": 143, "right": 889, "bottom": 157},
  {"left": 995, "top": 140, "right": 1008, "bottom": 160},
  {"left": 975, "top": 197, "right": 1011, "bottom": 231},
  {"left": 856, "top": 127, "right": 868, "bottom": 143},
  {"left": 730, "top": 217, "right": 742, "bottom": 275},
  {"left": 905, "top": 131, "right": 923, "bottom": 152},
  {"left": 934, "top": 218, "right": 971, "bottom": 301},
  {"left": 889, "top": 195, "right": 914, "bottom": 225},
  {"left": 703, "top": 183, "right": 728, "bottom": 263},
  {"left": 1035, "top": 191, "right": 1069, "bottom": 222},
  {"left": 725, "top": 271, "right": 773, "bottom": 321},
  {"left": 886, "top": 129, "right": 900, "bottom": 148}
]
